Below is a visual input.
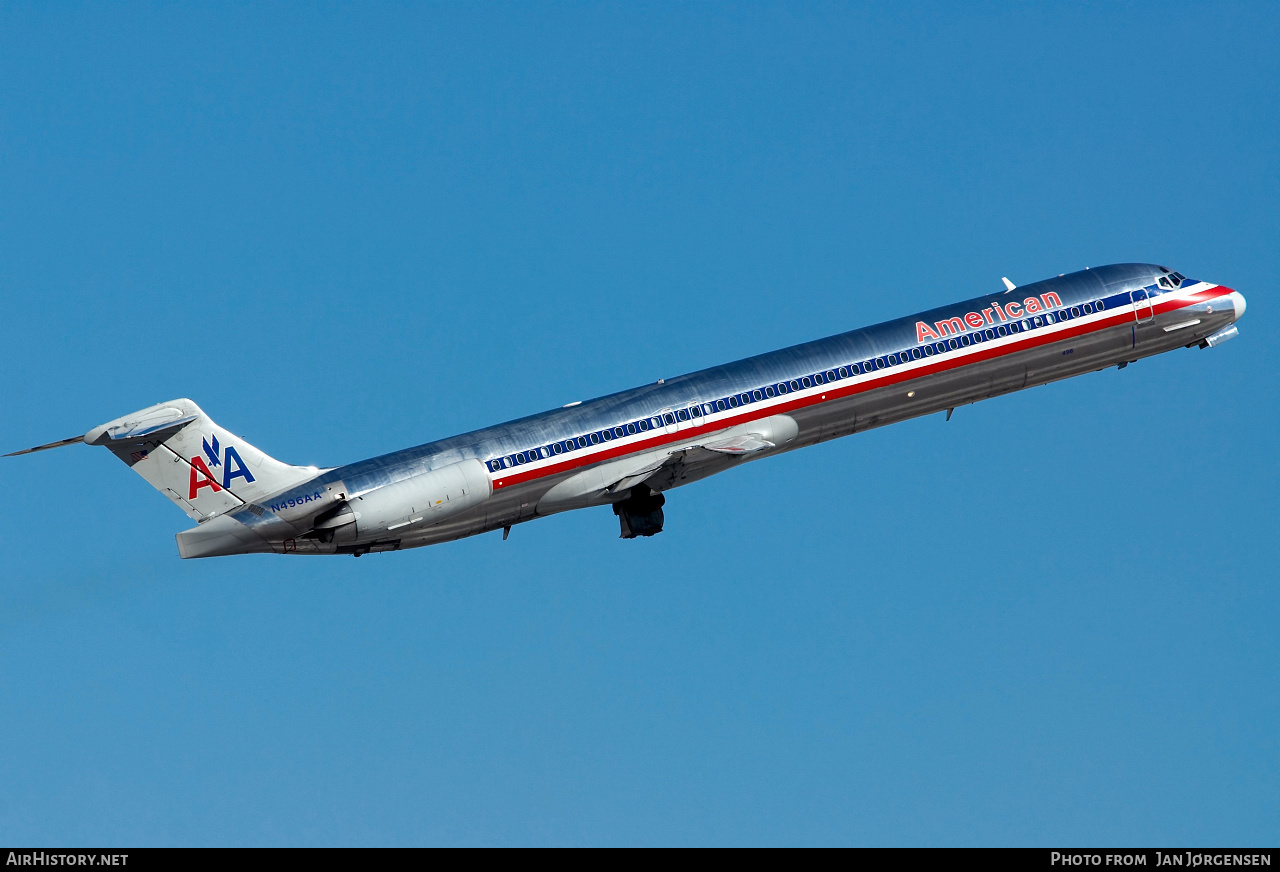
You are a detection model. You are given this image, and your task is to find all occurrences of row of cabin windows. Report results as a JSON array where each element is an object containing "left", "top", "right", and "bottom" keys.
[{"left": 486, "top": 297, "right": 1109, "bottom": 472}]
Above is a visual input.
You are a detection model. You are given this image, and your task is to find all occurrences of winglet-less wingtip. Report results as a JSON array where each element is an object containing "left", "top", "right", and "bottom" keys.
[
  {"left": 1002, "top": 277, "right": 1017, "bottom": 292},
  {"left": 4, "top": 435, "right": 85, "bottom": 457}
]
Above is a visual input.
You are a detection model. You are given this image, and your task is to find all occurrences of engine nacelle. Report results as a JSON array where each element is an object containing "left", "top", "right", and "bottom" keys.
[{"left": 317, "top": 459, "right": 491, "bottom": 540}]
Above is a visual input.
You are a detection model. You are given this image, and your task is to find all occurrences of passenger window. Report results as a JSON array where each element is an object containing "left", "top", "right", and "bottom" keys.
[
  {"left": 663, "top": 413, "right": 675, "bottom": 425},
  {"left": 787, "top": 380, "right": 798, "bottom": 391},
  {"left": 1096, "top": 300, "right": 1105, "bottom": 310},
  {"left": 728, "top": 396, "right": 738, "bottom": 408},
  {"left": 924, "top": 345, "right": 934, "bottom": 356},
  {"left": 985, "top": 329, "right": 994, "bottom": 340},
  {"left": 602, "top": 430, "right": 613, "bottom": 441},
  {"left": 1033, "top": 316, "right": 1043, "bottom": 327},
  {"left": 689, "top": 407, "right": 700, "bottom": 419},
  {"left": 801, "top": 377, "right": 812, "bottom": 388},
  {"left": 716, "top": 399, "right": 726, "bottom": 410},
  {"left": 764, "top": 386, "right": 775, "bottom": 398},
  {"left": 637, "top": 420, "right": 648, "bottom": 432},
  {"left": 912, "top": 348, "right": 922, "bottom": 360},
  {"left": 627, "top": 423, "right": 637, "bottom": 435},
  {"left": 702, "top": 404, "right": 713, "bottom": 416},
  {"left": 948, "top": 339, "right": 958, "bottom": 350},
  {"left": 1083, "top": 303, "right": 1093, "bottom": 315},
  {"left": 838, "top": 367, "right": 848, "bottom": 378},
  {"left": 997, "top": 325, "right": 1007, "bottom": 337},
  {"left": 677, "top": 410, "right": 689, "bottom": 422},
  {"left": 753, "top": 389, "right": 763, "bottom": 401}
]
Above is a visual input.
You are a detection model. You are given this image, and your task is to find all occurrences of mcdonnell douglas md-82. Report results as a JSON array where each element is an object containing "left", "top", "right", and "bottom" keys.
[{"left": 8, "top": 264, "right": 1247, "bottom": 558}]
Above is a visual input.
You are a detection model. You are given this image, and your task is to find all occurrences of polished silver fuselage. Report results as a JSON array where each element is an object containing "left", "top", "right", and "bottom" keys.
[{"left": 230, "top": 263, "right": 1244, "bottom": 555}]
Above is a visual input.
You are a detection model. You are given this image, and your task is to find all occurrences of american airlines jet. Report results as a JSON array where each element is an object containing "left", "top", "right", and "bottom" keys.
[{"left": 8, "top": 264, "right": 1247, "bottom": 558}]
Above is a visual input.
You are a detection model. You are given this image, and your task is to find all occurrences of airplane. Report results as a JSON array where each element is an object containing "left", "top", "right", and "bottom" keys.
[{"left": 6, "top": 263, "right": 1246, "bottom": 558}]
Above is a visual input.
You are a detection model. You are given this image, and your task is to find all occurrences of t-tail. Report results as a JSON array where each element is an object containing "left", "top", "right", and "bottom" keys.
[{"left": 6, "top": 397, "right": 323, "bottom": 528}]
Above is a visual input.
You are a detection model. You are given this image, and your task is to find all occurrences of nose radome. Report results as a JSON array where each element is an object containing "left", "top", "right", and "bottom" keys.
[{"left": 1230, "top": 291, "right": 1247, "bottom": 321}]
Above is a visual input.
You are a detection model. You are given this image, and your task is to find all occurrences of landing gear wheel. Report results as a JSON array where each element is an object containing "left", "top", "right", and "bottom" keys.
[{"left": 613, "top": 484, "right": 665, "bottom": 538}]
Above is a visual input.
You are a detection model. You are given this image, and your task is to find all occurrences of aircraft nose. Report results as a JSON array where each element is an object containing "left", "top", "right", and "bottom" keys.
[{"left": 1230, "top": 290, "right": 1247, "bottom": 321}]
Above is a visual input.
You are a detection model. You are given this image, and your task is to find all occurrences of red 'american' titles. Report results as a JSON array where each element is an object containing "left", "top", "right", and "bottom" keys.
[{"left": 915, "top": 292, "right": 1063, "bottom": 343}]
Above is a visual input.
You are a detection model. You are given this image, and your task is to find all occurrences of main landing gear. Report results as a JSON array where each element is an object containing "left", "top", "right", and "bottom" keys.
[{"left": 614, "top": 484, "right": 666, "bottom": 539}]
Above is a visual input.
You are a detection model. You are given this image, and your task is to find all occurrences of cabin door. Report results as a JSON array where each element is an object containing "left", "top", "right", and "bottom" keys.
[{"left": 1130, "top": 288, "right": 1154, "bottom": 323}]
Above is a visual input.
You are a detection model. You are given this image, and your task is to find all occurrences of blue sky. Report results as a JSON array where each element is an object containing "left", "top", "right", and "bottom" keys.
[{"left": 1, "top": 2, "right": 1276, "bottom": 846}]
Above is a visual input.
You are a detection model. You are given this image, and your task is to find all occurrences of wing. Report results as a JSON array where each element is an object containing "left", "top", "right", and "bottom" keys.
[{"left": 695, "top": 434, "right": 775, "bottom": 455}]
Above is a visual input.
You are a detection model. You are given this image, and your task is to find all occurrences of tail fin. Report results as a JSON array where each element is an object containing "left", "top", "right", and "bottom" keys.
[{"left": 83, "top": 399, "right": 323, "bottom": 520}]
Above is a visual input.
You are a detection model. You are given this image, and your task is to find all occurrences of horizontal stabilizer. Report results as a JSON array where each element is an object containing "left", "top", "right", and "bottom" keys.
[{"left": 4, "top": 435, "right": 85, "bottom": 456}]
